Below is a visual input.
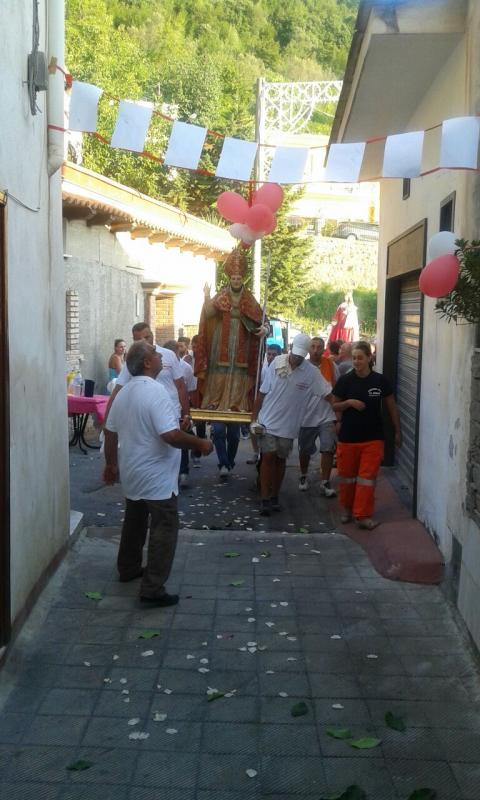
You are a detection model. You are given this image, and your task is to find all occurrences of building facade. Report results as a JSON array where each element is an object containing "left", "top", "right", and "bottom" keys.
[
  {"left": 0, "top": 0, "right": 70, "bottom": 651},
  {"left": 331, "top": 0, "right": 480, "bottom": 648},
  {"left": 62, "top": 164, "right": 234, "bottom": 393}
]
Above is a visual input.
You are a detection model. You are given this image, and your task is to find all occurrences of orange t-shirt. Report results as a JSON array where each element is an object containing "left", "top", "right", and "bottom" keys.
[{"left": 320, "top": 356, "right": 336, "bottom": 386}]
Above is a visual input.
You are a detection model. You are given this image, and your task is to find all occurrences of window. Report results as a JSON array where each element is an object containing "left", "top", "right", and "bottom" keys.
[
  {"left": 439, "top": 192, "right": 456, "bottom": 232},
  {"left": 402, "top": 179, "right": 411, "bottom": 200}
]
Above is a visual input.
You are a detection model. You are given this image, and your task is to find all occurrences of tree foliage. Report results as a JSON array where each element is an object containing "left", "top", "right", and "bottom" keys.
[{"left": 435, "top": 240, "right": 480, "bottom": 324}]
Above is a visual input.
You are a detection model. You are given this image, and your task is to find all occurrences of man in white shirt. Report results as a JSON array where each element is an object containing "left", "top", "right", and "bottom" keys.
[
  {"left": 298, "top": 338, "right": 338, "bottom": 497},
  {"left": 104, "top": 341, "right": 212, "bottom": 606},
  {"left": 105, "top": 323, "right": 191, "bottom": 430},
  {"left": 164, "top": 340, "right": 198, "bottom": 487},
  {"left": 251, "top": 333, "right": 332, "bottom": 516}
]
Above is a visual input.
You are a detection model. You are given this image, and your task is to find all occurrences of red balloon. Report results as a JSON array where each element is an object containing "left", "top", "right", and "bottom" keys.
[
  {"left": 419, "top": 254, "right": 460, "bottom": 298},
  {"left": 217, "top": 191, "right": 249, "bottom": 223},
  {"left": 245, "top": 203, "right": 274, "bottom": 233},
  {"left": 263, "top": 215, "right": 277, "bottom": 235},
  {"left": 253, "top": 183, "right": 284, "bottom": 212}
]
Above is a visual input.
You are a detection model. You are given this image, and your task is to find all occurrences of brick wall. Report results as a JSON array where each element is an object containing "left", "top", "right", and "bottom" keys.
[
  {"left": 466, "top": 349, "right": 480, "bottom": 527},
  {"left": 155, "top": 295, "right": 175, "bottom": 345},
  {"left": 65, "top": 288, "right": 82, "bottom": 372}
]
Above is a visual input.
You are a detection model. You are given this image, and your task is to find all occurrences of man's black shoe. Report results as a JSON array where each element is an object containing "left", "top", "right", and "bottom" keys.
[
  {"left": 119, "top": 568, "right": 144, "bottom": 583},
  {"left": 270, "top": 497, "right": 283, "bottom": 512},
  {"left": 259, "top": 500, "right": 271, "bottom": 517},
  {"left": 140, "top": 593, "right": 179, "bottom": 607}
]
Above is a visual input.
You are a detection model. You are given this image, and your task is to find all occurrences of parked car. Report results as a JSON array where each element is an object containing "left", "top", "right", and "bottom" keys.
[{"left": 332, "top": 221, "right": 379, "bottom": 242}]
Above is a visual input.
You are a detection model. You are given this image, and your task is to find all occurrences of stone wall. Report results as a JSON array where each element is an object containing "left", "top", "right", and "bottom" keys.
[
  {"left": 309, "top": 236, "right": 378, "bottom": 290},
  {"left": 466, "top": 348, "right": 480, "bottom": 527}
]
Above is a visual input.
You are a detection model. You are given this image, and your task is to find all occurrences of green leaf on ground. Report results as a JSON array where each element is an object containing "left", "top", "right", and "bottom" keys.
[
  {"left": 326, "top": 727, "right": 353, "bottom": 740},
  {"left": 291, "top": 701, "right": 309, "bottom": 717},
  {"left": 207, "top": 691, "right": 226, "bottom": 702},
  {"left": 320, "top": 785, "right": 367, "bottom": 800},
  {"left": 66, "top": 759, "right": 94, "bottom": 772},
  {"left": 229, "top": 580, "right": 245, "bottom": 587},
  {"left": 408, "top": 790, "right": 437, "bottom": 800},
  {"left": 349, "top": 736, "right": 381, "bottom": 749},
  {"left": 385, "top": 711, "right": 406, "bottom": 732},
  {"left": 138, "top": 630, "right": 161, "bottom": 639},
  {"left": 224, "top": 552, "right": 240, "bottom": 558},
  {"left": 298, "top": 527, "right": 308, "bottom": 534},
  {"left": 260, "top": 551, "right": 271, "bottom": 558},
  {"left": 84, "top": 592, "right": 102, "bottom": 601}
]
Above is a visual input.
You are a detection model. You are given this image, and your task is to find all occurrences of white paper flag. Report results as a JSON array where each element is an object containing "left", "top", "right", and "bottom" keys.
[
  {"left": 324, "top": 142, "right": 366, "bottom": 182},
  {"left": 69, "top": 81, "right": 103, "bottom": 133},
  {"left": 216, "top": 137, "right": 258, "bottom": 181},
  {"left": 164, "top": 121, "right": 207, "bottom": 170},
  {"left": 111, "top": 101, "right": 153, "bottom": 153},
  {"left": 440, "top": 116, "right": 480, "bottom": 169},
  {"left": 383, "top": 130, "right": 424, "bottom": 178},
  {"left": 267, "top": 147, "right": 309, "bottom": 184}
]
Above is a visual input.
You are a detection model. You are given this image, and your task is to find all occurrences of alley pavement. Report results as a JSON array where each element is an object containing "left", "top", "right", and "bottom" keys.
[{"left": 0, "top": 437, "right": 480, "bottom": 799}]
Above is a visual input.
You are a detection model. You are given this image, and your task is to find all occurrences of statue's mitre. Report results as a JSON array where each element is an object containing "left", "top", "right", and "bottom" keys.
[{"left": 223, "top": 249, "right": 247, "bottom": 278}]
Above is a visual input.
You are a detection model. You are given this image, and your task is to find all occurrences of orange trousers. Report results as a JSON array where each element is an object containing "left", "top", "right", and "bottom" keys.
[{"left": 336, "top": 440, "right": 384, "bottom": 519}]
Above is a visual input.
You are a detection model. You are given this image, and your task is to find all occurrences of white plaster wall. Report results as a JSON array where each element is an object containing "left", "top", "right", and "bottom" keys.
[
  {"left": 0, "top": 1, "right": 70, "bottom": 620},
  {"left": 377, "top": 34, "right": 478, "bottom": 562},
  {"left": 65, "top": 221, "right": 215, "bottom": 388}
]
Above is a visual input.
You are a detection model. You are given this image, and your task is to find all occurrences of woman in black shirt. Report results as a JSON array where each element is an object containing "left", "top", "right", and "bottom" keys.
[{"left": 332, "top": 341, "right": 401, "bottom": 529}]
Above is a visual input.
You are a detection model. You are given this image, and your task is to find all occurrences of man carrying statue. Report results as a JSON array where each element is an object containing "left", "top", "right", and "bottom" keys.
[{"left": 194, "top": 249, "right": 268, "bottom": 414}]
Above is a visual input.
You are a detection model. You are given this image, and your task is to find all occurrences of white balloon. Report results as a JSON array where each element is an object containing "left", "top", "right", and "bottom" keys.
[
  {"left": 427, "top": 231, "right": 458, "bottom": 261},
  {"left": 228, "top": 223, "right": 245, "bottom": 240},
  {"left": 241, "top": 225, "right": 263, "bottom": 244}
]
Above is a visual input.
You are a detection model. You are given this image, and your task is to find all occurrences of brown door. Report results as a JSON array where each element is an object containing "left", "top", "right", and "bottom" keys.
[{"left": 0, "top": 200, "right": 10, "bottom": 647}]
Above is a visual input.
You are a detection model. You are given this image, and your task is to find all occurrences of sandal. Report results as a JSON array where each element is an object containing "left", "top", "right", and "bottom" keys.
[{"left": 355, "top": 517, "right": 380, "bottom": 530}]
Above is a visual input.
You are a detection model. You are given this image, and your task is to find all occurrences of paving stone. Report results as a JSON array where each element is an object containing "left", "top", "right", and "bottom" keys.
[
  {"left": 205, "top": 695, "right": 259, "bottom": 723},
  {"left": 38, "top": 689, "right": 99, "bottom": 717},
  {"left": 93, "top": 689, "right": 152, "bottom": 718},
  {"left": 3, "top": 745, "right": 77, "bottom": 782},
  {"left": 260, "top": 755, "right": 327, "bottom": 795},
  {"left": 203, "top": 722, "right": 259, "bottom": 754},
  {"left": 55, "top": 666, "right": 108, "bottom": 690},
  {"left": 323, "top": 756, "right": 397, "bottom": 800},
  {"left": 450, "top": 762, "right": 480, "bottom": 800},
  {"left": 23, "top": 715, "right": 88, "bottom": 746},
  {"left": 134, "top": 751, "right": 199, "bottom": 788},
  {"left": 128, "top": 789, "right": 194, "bottom": 800},
  {"left": 387, "top": 758, "right": 465, "bottom": 799},
  {"left": 60, "top": 786, "right": 129, "bottom": 800},
  {"left": 259, "top": 724, "right": 320, "bottom": 756},
  {"left": 0, "top": 712, "right": 32, "bottom": 743},
  {"left": 315, "top": 698, "right": 372, "bottom": 725},
  {"left": 260, "top": 696, "right": 313, "bottom": 724},
  {"left": 0, "top": 783, "right": 61, "bottom": 800},
  {"left": 65, "top": 747, "right": 139, "bottom": 784},
  {"left": 197, "top": 752, "right": 260, "bottom": 790}
]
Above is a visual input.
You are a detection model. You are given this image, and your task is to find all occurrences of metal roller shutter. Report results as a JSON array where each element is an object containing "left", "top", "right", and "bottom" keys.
[{"left": 395, "top": 278, "right": 421, "bottom": 496}]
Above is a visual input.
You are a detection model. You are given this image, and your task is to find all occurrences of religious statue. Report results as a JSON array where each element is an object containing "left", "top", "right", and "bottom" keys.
[
  {"left": 328, "top": 291, "right": 359, "bottom": 345},
  {"left": 194, "top": 249, "right": 267, "bottom": 413}
]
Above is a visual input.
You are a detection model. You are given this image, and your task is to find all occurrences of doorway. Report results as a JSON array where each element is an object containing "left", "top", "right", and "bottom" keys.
[{"left": 0, "top": 200, "right": 10, "bottom": 648}]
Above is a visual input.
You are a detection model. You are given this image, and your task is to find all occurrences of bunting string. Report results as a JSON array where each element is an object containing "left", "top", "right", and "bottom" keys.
[{"left": 51, "top": 65, "right": 480, "bottom": 186}]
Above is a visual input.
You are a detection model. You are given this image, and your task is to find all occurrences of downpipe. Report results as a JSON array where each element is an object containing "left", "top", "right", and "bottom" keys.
[{"left": 47, "top": 0, "right": 65, "bottom": 176}]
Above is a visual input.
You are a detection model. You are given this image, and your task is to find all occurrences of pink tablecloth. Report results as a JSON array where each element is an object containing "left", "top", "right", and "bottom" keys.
[{"left": 67, "top": 394, "right": 109, "bottom": 425}]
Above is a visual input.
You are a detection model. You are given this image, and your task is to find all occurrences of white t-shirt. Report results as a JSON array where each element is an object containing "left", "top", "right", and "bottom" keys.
[
  {"left": 258, "top": 357, "right": 332, "bottom": 439},
  {"left": 179, "top": 358, "right": 196, "bottom": 392},
  {"left": 106, "top": 376, "right": 180, "bottom": 501},
  {"left": 301, "top": 360, "right": 335, "bottom": 427},
  {"left": 117, "top": 345, "right": 183, "bottom": 416}
]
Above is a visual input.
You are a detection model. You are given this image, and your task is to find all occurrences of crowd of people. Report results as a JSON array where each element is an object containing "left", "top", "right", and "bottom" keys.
[
  {"left": 102, "top": 316, "right": 401, "bottom": 605},
  {"left": 101, "top": 252, "right": 399, "bottom": 605}
]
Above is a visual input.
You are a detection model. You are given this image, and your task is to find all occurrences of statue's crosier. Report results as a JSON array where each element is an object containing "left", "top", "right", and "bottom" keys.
[{"left": 194, "top": 249, "right": 267, "bottom": 412}]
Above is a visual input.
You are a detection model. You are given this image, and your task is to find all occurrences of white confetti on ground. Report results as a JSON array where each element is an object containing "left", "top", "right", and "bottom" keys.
[
  {"left": 112, "top": 655, "right": 119, "bottom": 660},
  {"left": 270, "top": 603, "right": 278, "bottom": 608},
  {"left": 83, "top": 661, "right": 91, "bottom": 667},
  {"left": 245, "top": 607, "right": 253, "bottom": 612},
  {"left": 287, "top": 657, "right": 297, "bottom": 662},
  {"left": 186, "top": 654, "right": 196, "bottom": 660},
  {"left": 128, "top": 718, "right": 140, "bottom": 726},
  {"left": 279, "top": 602, "right": 289, "bottom": 607},
  {"left": 252, "top": 558, "right": 260, "bottom": 563},
  {"left": 265, "top": 622, "right": 275, "bottom": 628},
  {"left": 330, "top": 635, "right": 342, "bottom": 640},
  {"left": 153, "top": 712, "right": 167, "bottom": 722},
  {"left": 141, "top": 650, "right": 154, "bottom": 657},
  {"left": 278, "top": 692, "right": 289, "bottom": 698},
  {"left": 248, "top": 617, "right": 256, "bottom": 623},
  {"left": 166, "top": 728, "right": 178, "bottom": 735},
  {"left": 200, "top": 658, "right": 209, "bottom": 664},
  {"left": 332, "top": 703, "right": 344, "bottom": 709},
  {"left": 128, "top": 731, "right": 149, "bottom": 740},
  {"left": 119, "top": 678, "right": 128, "bottom": 684},
  {"left": 164, "top": 689, "right": 172, "bottom": 695},
  {"left": 287, "top": 636, "right": 297, "bottom": 642},
  {"left": 272, "top": 578, "right": 281, "bottom": 583},
  {"left": 103, "top": 678, "right": 112, "bottom": 684},
  {"left": 198, "top": 667, "right": 210, "bottom": 673},
  {"left": 246, "top": 769, "right": 257, "bottom": 778},
  {"left": 265, "top": 670, "right": 275, "bottom": 675},
  {"left": 366, "top": 654, "right": 378, "bottom": 659}
]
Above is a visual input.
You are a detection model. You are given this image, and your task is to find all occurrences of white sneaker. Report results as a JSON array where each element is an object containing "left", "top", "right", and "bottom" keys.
[
  {"left": 192, "top": 457, "right": 201, "bottom": 468},
  {"left": 320, "top": 480, "right": 336, "bottom": 498},
  {"left": 219, "top": 465, "right": 229, "bottom": 477},
  {"left": 179, "top": 473, "right": 189, "bottom": 488},
  {"left": 298, "top": 475, "right": 309, "bottom": 491}
]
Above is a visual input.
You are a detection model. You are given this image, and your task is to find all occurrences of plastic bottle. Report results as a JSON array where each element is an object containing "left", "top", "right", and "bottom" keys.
[{"left": 71, "top": 371, "right": 84, "bottom": 397}]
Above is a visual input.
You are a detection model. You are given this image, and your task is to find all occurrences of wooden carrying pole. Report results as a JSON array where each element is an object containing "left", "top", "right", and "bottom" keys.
[{"left": 254, "top": 248, "right": 271, "bottom": 399}]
